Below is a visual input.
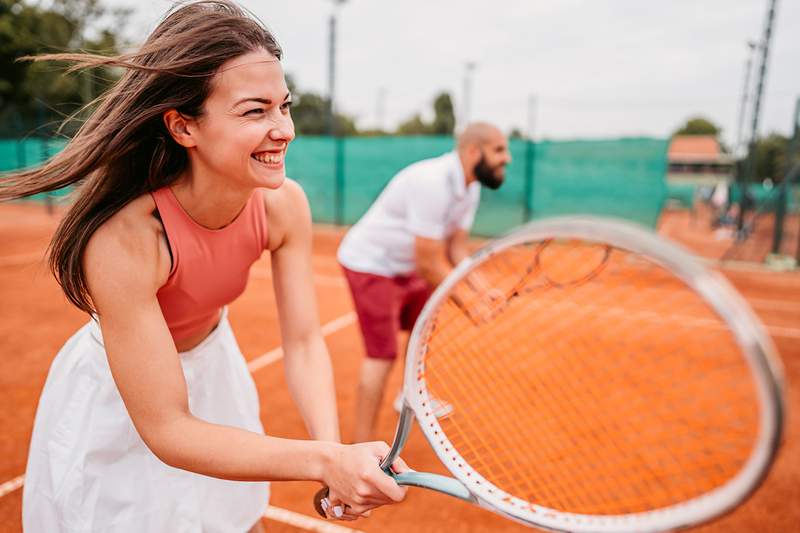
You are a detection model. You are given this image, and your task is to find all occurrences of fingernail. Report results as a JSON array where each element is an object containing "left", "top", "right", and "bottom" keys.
[{"left": 333, "top": 505, "right": 343, "bottom": 518}]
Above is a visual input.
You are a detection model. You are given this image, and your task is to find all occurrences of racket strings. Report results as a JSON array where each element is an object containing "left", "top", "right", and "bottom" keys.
[
  {"left": 424, "top": 325, "right": 548, "bottom": 500},
  {"left": 419, "top": 240, "right": 760, "bottom": 515}
]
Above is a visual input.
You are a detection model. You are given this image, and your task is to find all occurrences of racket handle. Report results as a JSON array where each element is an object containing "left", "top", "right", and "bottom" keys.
[
  {"left": 312, "top": 471, "right": 476, "bottom": 518},
  {"left": 392, "top": 471, "right": 476, "bottom": 502},
  {"left": 313, "top": 486, "right": 329, "bottom": 518}
]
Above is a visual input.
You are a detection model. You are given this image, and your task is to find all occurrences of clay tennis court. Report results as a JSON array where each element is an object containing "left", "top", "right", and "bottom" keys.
[{"left": 1, "top": 202, "right": 798, "bottom": 532}]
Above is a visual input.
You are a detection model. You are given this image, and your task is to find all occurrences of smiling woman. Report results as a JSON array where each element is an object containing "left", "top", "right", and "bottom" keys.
[{"left": 0, "top": 1, "right": 408, "bottom": 532}]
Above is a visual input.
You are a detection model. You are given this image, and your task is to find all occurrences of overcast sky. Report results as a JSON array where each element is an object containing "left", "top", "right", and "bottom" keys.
[{"left": 114, "top": 1, "right": 799, "bottom": 147}]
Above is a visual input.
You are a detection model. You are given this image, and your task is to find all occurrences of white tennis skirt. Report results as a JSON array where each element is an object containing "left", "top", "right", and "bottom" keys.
[{"left": 23, "top": 309, "right": 270, "bottom": 533}]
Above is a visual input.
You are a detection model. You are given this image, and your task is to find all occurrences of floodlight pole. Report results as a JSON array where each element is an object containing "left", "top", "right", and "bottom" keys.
[
  {"left": 328, "top": 0, "right": 346, "bottom": 136},
  {"left": 734, "top": 41, "right": 759, "bottom": 159},
  {"left": 462, "top": 61, "right": 476, "bottom": 129},
  {"left": 329, "top": 0, "right": 347, "bottom": 224},
  {"left": 524, "top": 94, "right": 537, "bottom": 221},
  {"left": 738, "top": 0, "right": 778, "bottom": 234}
]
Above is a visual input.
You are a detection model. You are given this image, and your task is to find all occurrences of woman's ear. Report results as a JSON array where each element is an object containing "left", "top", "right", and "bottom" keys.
[{"left": 163, "top": 110, "right": 197, "bottom": 148}]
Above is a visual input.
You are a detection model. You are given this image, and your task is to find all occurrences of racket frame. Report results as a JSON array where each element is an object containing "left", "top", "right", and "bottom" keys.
[{"left": 387, "top": 216, "right": 783, "bottom": 532}]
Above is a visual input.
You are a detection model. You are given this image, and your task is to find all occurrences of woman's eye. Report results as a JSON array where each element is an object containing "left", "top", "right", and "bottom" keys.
[
  {"left": 281, "top": 101, "right": 293, "bottom": 111},
  {"left": 244, "top": 108, "right": 265, "bottom": 116}
]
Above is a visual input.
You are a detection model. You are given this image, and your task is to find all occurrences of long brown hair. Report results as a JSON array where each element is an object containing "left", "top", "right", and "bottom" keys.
[{"left": 0, "top": 0, "right": 282, "bottom": 314}]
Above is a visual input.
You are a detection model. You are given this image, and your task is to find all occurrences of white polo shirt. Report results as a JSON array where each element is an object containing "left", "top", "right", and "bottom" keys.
[{"left": 337, "top": 151, "right": 481, "bottom": 277}]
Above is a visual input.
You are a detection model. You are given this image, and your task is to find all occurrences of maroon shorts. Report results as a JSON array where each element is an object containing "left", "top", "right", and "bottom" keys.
[{"left": 342, "top": 266, "right": 434, "bottom": 360}]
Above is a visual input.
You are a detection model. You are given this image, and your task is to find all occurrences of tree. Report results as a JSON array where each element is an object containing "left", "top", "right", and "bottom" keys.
[
  {"left": 395, "top": 91, "right": 456, "bottom": 136},
  {"left": 0, "top": 0, "right": 130, "bottom": 136},
  {"left": 753, "top": 133, "right": 789, "bottom": 182},
  {"left": 430, "top": 92, "right": 455, "bottom": 135},
  {"left": 285, "top": 75, "right": 358, "bottom": 136},
  {"left": 673, "top": 117, "right": 721, "bottom": 137},
  {"left": 509, "top": 128, "right": 524, "bottom": 139},
  {"left": 395, "top": 114, "right": 431, "bottom": 135}
]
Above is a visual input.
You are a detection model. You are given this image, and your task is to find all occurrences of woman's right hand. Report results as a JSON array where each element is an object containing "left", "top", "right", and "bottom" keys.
[{"left": 320, "top": 441, "right": 410, "bottom": 521}]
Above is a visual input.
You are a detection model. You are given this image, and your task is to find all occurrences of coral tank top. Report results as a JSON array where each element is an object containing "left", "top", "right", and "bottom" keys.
[{"left": 150, "top": 186, "right": 268, "bottom": 341}]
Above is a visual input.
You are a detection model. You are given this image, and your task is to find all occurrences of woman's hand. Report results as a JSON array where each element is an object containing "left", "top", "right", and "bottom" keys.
[{"left": 320, "top": 441, "right": 410, "bottom": 520}]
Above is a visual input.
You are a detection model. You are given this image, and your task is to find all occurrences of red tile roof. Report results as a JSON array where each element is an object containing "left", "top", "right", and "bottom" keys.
[{"left": 669, "top": 135, "right": 733, "bottom": 164}]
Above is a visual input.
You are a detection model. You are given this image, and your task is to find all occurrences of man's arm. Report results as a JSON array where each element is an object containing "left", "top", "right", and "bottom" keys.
[
  {"left": 414, "top": 235, "right": 452, "bottom": 287},
  {"left": 446, "top": 228, "right": 470, "bottom": 266}
]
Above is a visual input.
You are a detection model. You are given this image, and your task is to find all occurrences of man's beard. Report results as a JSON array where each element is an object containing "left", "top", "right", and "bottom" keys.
[{"left": 474, "top": 154, "right": 504, "bottom": 190}]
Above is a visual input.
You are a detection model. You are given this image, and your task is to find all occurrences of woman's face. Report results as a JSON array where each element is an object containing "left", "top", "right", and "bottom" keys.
[{"left": 191, "top": 48, "right": 295, "bottom": 190}]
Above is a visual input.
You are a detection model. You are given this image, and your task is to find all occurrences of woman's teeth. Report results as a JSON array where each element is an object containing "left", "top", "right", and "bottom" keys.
[{"left": 253, "top": 152, "right": 282, "bottom": 164}]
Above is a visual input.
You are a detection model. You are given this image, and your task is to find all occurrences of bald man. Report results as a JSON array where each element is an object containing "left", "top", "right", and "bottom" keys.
[{"left": 337, "top": 122, "right": 512, "bottom": 442}]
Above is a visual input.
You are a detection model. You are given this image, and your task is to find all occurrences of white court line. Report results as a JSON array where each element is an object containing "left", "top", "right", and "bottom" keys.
[
  {"left": 0, "top": 475, "right": 24, "bottom": 499},
  {"left": 0, "top": 252, "right": 47, "bottom": 268},
  {"left": 0, "top": 476, "right": 363, "bottom": 533},
  {"left": 250, "top": 268, "right": 345, "bottom": 288},
  {"left": 764, "top": 325, "right": 800, "bottom": 340},
  {"left": 748, "top": 298, "right": 800, "bottom": 313},
  {"left": 524, "top": 296, "right": 800, "bottom": 340},
  {"left": 263, "top": 505, "right": 364, "bottom": 533},
  {"left": 247, "top": 312, "right": 357, "bottom": 373}
]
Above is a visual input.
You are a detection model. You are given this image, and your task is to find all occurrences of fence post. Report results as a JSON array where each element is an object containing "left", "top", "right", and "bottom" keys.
[
  {"left": 334, "top": 135, "right": 345, "bottom": 225},
  {"left": 523, "top": 138, "right": 535, "bottom": 222},
  {"left": 772, "top": 97, "right": 799, "bottom": 254}
]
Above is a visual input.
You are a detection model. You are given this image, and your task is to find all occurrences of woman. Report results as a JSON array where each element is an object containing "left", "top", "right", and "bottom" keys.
[{"left": 1, "top": 1, "right": 407, "bottom": 531}]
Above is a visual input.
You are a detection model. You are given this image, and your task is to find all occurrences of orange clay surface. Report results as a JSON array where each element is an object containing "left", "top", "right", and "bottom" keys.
[{"left": 0, "top": 202, "right": 798, "bottom": 532}]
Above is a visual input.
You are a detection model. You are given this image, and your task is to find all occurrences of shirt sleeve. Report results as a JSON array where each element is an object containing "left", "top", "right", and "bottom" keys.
[{"left": 407, "top": 176, "right": 449, "bottom": 240}]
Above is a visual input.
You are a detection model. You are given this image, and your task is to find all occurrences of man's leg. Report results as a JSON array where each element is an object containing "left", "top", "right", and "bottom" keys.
[
  {"left": 341, "top": 266, "right": 400, "bottom": 443},
  {"left": 353, "top": 357, "right": 395, "bottom": 443}
]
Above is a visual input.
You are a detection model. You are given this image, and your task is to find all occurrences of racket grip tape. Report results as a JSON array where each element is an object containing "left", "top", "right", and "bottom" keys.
[{"left": 312, "top": 486, "right": 329, "bottom": 518}]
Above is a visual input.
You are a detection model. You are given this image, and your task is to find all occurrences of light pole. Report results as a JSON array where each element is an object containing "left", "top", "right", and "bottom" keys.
[
  {"left": 462, "top": 61, "right": 476, "bottom": 130},
  {"left": 376, "top": 86, "right": 387, "bottom": 132},
  {"left": 524, "top": 94, "right": 537, "bottom": 221},
  {"left": 328, "top": 0, "right": 347, "bottom": 224},
  {"left": 734, "top": 41, "right": 759, "bottom": 160},
  {"left": 738, "top": 0, "right": 778, "bottom": 235},
  {"left": 328, "top": 0, "right": 347, "bottom": 137}
]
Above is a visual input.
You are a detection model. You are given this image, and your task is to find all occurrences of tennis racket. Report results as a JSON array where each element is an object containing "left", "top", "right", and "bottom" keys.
[
  {"left": 453, "top": 238, "right": 612, "bottom": 324},
  {"left": 316, "top": 216, "right": 784, "bottom": 532}
]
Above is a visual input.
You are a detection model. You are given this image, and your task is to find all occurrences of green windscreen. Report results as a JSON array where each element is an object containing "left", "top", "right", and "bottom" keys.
[
  {"left": 287, "top": 136, "right": 668, "bottom": 234},
  {"left": 3, "top": 135, "right": 669, "bottom": 234}
]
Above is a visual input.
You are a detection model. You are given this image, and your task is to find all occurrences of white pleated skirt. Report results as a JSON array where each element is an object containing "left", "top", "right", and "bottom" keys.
[{"left": 23, "top": 309, "right": 270, "bottom": 533}]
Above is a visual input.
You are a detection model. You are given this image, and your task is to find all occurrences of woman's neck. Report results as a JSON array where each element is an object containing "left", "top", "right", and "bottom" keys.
[{"left": 170, "top": 169, "right": 255, "bottom": 230}]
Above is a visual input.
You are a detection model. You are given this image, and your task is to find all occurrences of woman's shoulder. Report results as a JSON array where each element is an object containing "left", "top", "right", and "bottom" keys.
[
  {"left": 83, "top": 193, "right": 170, "bottom": 286},
  {"left": 261, "top": 178, "right": 311, "bottom": 251},
  {"left": 94, "top": 193, "right": 161, "bottom": 244}
]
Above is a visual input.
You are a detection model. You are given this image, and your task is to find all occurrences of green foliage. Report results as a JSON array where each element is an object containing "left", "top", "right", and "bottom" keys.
[
  {"left": 0, "top": 0, "right": 130, "bottom": 136},
  {"left": 395, "top": 91, "right": 456, "bottom": 136},
  {"left": 430, "top": 92, "right": 454, "bottom": 135},
  {"left": 753, "top": 133, "right": 789, "bottom": 182},
  {"left": 290, "top": 91, "right": 329, "bottom": 135},
  {"left": 673, "top": 116, "right": 721, "bottom": 136},
  {"left": 395, "top": 114, "right": 431, "bottom": 135},
  {"left": 357, "top": 128, "right": 390, "bottom": 137},
  {"left": 288, "top": 87, "right": 357, "bottom": 136}
]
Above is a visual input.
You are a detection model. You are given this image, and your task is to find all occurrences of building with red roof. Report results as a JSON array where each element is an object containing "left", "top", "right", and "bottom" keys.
[{"left": 668, "top": 135, "right": 734, "bottom": 184}]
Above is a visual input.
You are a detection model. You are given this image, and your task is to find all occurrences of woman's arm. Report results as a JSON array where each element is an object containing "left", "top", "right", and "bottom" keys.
[
  {"left": 82, "top": 199, "right": 405, "bottom": 516},
  {"left": 265, "top": 180, "right": 339, "bottom": 442}
]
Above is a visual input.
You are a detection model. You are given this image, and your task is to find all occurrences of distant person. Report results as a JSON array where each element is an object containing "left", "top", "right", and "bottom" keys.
[
  {"left": 337, "top": 122, "right": 512, "bottom": 443},
  {"left": 710, "top": 182, "right": 730, "bottom": 227}
]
